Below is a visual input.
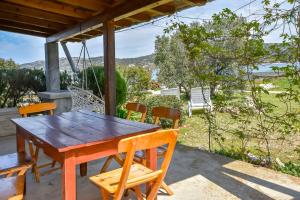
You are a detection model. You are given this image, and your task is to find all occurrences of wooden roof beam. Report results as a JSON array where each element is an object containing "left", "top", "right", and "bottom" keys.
[
  {"left": 0, "top": 19, "right": 56, "bottom": 34},
  {"left": 47, "top": 0, "right": 174, "bottom": 43},
  {"left": 56, "top": 0, "right": 110, "bottom": 12},
  {"left": 0, "top": 12, "right": 66, "bottom": 30},
  {"left": 0, "top": 25, "right": 48, "bottom": 37},
  {"left": 5, "top": 0, "right": 92, "bottom": 19},
  {"left": 127, "top": 12, "right": 152, "bottom": 22},
  {"left": 115, "top": 19, "right": 134, "bottom": 27},
  {"left": 186, "top": 0, "right": 207, "bottom": 5},
  {"left": 0, "top": 2, "right": 79, "bottom": 25},
  {"left": 154, "top": 4, "right": 176, "bottom": 14}
]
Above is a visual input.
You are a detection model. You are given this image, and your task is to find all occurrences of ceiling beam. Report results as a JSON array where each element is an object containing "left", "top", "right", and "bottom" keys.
[
  {"left": 0, "top": 19, "right": 56, "bottom": 34},
  {"left": 115, "top": 19, "right": 134, "bottom": 27},
  {"left": 0, "top": 2, "right": 79, "bottom": 25},
  {"left": 0, "top": 11, "right": 66, "bottom": 30},
  {"left": 5, "top": 0, "right": 92, "bottom": 19},
  {"left": 130, "top": 12, "right": 152, "bottom": 21},
  {"left": 47, "top": 0, "right": 174, "bottom": 43},
  {"left": 56, "top": 0, "right": 111, "bottom": 11},
  {"left": 187, "top": 0, "right": 207, "bottom": 4},
  {"left": 154, "top": 4, "right": 176, "bottom": 14},
  {"left": 0, "top": 25, "right": 48, "bottom": 37}
]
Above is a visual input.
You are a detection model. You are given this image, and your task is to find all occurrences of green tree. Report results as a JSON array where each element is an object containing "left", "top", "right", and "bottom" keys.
[
  {"left": 60, "top": 70, "right": 72, "bottom": 90},
  {"left": 80, "top": 66, "right": 127, "bottom": 106},
  {"left": 154, "top": 34, "right": 194, "bottom": 97},
  {"left": 0, "top": 58, "right": 18, "bottom": 69},
  {"left": 122, "top": 66, "right": 151, "bottom": 100},
  {"left": 0, "top": 68, "right": 46, "bottom": 107}
]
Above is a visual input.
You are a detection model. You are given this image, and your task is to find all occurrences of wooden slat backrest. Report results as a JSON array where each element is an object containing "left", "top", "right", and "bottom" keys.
[
  {"left": 152, "top": 106, "right": 180, "bottom": 129},
  {"left": 18, "top": 102, "right": 57, "bottom": 117},
  {"left": 125, "top": 102, "right": 147, "bottom": 123},
  {"left": 116, "top": 129, "right": 178, "bottom": 200}
]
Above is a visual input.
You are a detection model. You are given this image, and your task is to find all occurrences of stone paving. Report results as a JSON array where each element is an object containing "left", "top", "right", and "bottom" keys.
[{"left": 1, "top": 135, "right": 300, "bottom": 200}]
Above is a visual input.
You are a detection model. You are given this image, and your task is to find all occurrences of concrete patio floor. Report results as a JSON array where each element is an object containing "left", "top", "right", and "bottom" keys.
[{"left": 1, "top": 135, "right": 300, "bottom": 200}]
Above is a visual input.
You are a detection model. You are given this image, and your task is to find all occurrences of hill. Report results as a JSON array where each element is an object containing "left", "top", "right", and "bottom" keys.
[{"left": 20, "top": 54, "right": 155, "bottom": 73}]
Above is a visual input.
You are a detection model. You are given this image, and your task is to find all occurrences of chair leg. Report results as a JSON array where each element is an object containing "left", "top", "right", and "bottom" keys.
[
  {"left": 114, "top": 154, "right": 124, "bottom": 166},
  {"left": 51, "top": 160, "right": 56, "bottom": 168},
  {"left": 33, "top": 147, "right": 40, "bottom": 183},
  {"left": 100, "top": 188, "right": 110, "bottom": 200},
  {"left": 100, "top": 156, "right": 114, "bottom": 173},
  {"left": 28, "top": 142, "right": 36, "bottom": 173},
  {"left": 133, "top": 186, "right": 143, "bottom": 200},
  {"left": 161, "top": 181, "right": 174, "bottom": 195}
]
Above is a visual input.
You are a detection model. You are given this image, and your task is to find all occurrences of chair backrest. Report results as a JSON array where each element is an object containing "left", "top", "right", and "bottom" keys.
[
  {"left": 152, "top": 106, "right": 180, "bottom": 129},
  {"left": 161, "top": 88, "right": 180, "bottom": 99},
  {"left": 190, "top": 87, "right": 211, "bottom": 105},
  {"left": 18, "top": 102, "right": 56, "bottom": 117},
  {"left": 125, "top": 102, "right": 147, "bottom": 123},
  {"left": 117, "top": 129, "right": 178, "bottom": 200}
]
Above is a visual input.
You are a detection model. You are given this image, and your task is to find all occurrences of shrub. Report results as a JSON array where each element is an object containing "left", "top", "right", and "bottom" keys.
[
  {"left": 122, "top": 66, "right": 151, "bottom": 100},
  {"left": 150, "top": 81, "right": 160, "bottom": 90},
  {"left": 116, "top": 105, "right": 127, "bottom": 119},
  {"left": 60, "top": 70, "right": 72, "bottom": 90},
  {"left": 82, "top": 66, "right": 127, "bottom": 106},
  {"left": 141, "top": 95, "right": 184, "bottom": 128},
  {"left": 0, "top": 68, "right": 46, "bottom": 107},
  {"left": 276, "top": 162, "right": 300, "bottom": 177}
]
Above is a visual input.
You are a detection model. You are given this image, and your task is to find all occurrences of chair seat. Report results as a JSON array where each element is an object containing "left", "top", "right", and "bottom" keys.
[
  {"left": 0, "top": 153, "right": 31, "bottom": 174},
  {"left": 0, "top": 175, "right": 25, "bottom": 200},
  {"left": 90, "top": 164, "right": 157, "bottom": 194},
  {"left": 190, "top": 102, "right": 211, "bottom": 107}
]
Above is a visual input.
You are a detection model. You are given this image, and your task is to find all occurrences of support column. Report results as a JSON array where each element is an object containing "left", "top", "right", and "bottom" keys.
[
  {"left": 45, "top": 42, "right": 60, "bottom": 92},
  {"left": 103, "top": 20, "right": 116, "bottom": 115}
]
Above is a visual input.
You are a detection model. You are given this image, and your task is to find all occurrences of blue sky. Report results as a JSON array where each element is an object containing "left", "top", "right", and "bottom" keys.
[{"left": 0, "top": 0, "right": 291, "bottom": 64}]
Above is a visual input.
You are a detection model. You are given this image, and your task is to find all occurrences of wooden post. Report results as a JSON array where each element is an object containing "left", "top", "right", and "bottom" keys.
[
  {"left": 45, "top": 42, "right": 60, "bottom": 92},
  {"left": 103, "top": 20, "right": 116, "bottom": 115}
]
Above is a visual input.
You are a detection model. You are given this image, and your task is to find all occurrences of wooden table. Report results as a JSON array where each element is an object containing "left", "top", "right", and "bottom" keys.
[{"left": 11, "top": 110, "right": 160, "bottom": 200}]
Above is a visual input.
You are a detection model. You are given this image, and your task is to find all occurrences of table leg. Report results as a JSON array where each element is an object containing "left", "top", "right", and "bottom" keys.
[
  {"left": 146, "top": 147, "right": 157, "bottom": 199},
  {"left": 16, "top": 127, "right": 25, "bottom": 153},
  {"left": 80, "top": 163, "right": 87, "bottom": 176},
  {"left": 62, "top": 152, "right": 76, "bottom": 200}
]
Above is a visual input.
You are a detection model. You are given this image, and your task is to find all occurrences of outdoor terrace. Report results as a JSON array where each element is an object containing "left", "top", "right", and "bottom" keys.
[{"left": 1, "top": 135, "right": 300, "bottom": 200}]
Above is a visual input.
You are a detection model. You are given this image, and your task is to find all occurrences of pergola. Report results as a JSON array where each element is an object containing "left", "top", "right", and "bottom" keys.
[{"left": 0, "top": 0, "right": 208, "bottom": 115}]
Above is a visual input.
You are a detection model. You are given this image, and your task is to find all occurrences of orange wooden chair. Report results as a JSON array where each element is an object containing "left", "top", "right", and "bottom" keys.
[
  {"left": 0, "top": 157, "right": 32, "bottom": 200},
  {"left": 99, "top": 102, "right": 147, "bottom": 173},
  {"left": 18, "top": 102, "right": 59, "bottom": 183},
  {"left": 134, "top": 106, "right": 180, "bottom": 196},
  {"left": 90, "top": 129, "right": 178, "bottom": 200},
  {"left": 125, "top": 102, "right": 147, "bottom": 123}
]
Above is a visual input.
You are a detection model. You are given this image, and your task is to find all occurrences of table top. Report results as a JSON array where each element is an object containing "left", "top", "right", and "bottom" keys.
[{"left": 11, "top": 110, "right": 160, "bottom": 152}]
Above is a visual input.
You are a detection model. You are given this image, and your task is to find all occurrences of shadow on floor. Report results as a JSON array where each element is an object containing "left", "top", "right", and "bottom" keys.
[
  {"left": 1, "top": 135, "right": 300, "bottom": 199},
  {"left": 162, "top": 143, "right": 300, "bottom": 200}
]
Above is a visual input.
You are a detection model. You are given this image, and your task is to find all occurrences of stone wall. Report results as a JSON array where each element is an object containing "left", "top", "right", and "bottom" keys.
[{"left": 0, "top": 108, "right": 19, "bottom": 137}]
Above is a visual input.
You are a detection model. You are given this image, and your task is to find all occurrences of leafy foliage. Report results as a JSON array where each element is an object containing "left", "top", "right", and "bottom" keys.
[
  {"left": 141, "top": 95, "right": 184, "bottom": 128},
  {"left": 154, "top": 34, "right": 194, "bottom": 97},
  {"left": 60, "top": 70, "right": 72, "bottom": 90},
  {"left": 80, "top": 66, "right": 127, "bottom": 106},
  {"left": 164, "top": 0, "right": 300, "bottom": 170},
  {"left": 0, "top": 58, "right": 18, "bottom": 69},
  {"left": 122, "top": 66, "right": 151, "bottom": 100},
  {"left": 0, "top": 68, "right": 46, "bottom": 107}
]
